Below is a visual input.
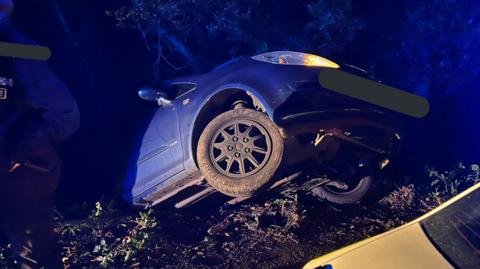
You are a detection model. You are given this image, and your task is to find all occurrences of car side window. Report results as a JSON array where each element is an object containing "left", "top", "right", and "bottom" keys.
[{"left": 172, "top": 82, "right": 196, "bottom": 98}]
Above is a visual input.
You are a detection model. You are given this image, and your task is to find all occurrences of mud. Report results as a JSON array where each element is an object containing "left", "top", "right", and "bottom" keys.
[{"left": 1, "top": 164, "right": 478, "bottom": 269}]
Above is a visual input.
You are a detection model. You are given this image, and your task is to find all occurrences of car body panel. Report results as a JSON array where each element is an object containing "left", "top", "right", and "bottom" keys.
[
  {"left": 133, "top": 58, "right": 319, "bottom": 201},
  {"left": 129, "top": 102, "right": 185, "bottom": 198},
  {"left": 303, "top": 182, "right": 480, "bottom": 269},
  {"left": 305, "top": 223, "right": 451, "bottom": 269},
  {"left": 128, "top": 54, "right": 402, "bottom": 205},
  {"left": 178, "top": 83, "right": 272, "bottom": 170}
]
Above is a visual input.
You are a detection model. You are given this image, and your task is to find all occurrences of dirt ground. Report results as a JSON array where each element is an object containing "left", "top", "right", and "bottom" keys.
[{"left": 1, "top": 163, "right": 478, "bottom": 269}]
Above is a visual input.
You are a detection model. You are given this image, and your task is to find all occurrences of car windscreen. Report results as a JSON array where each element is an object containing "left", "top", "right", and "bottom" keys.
[{"left": 421, "top": 186, "right": 480, "bottom": 269}]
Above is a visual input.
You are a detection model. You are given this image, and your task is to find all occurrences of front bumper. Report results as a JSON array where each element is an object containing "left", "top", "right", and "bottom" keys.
[
  {"left": 276, "top": 106, "right": 403, "bottom": 164},
  {"left": 277, "top": 107, "right": 402, "bottom": 137},
  {"left": 270, "top": 67, "right": 403, "bottom": 161}
]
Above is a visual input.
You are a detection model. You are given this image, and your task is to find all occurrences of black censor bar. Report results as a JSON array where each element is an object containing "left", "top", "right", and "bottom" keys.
[{"left": 319, "top": 69, "right": 430, "bottom": 118}]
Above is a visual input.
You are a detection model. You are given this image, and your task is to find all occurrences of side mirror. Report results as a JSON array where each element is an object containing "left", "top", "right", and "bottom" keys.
[{"left": 138, "top": 87, "right": 172, "bottom": 107}]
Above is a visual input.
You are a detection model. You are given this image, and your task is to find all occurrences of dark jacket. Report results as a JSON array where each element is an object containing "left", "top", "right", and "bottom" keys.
[{"left": 0, "top": 26, "right": 80, "bottom": 170}]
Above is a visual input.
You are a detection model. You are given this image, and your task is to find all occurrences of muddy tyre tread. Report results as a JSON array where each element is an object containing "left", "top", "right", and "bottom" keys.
[{"left": 197, "top": 108, "right": 284, "bottom": 197}]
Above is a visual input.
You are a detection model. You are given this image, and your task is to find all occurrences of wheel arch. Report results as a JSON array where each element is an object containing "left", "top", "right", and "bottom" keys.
[{"left": 190, "top": 84, "right": 272, "bottom": 168}]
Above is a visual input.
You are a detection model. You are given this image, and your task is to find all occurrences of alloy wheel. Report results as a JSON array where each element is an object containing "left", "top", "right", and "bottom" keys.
[{"left": 209, "top": 119, "right": 272, "bottom": 178}]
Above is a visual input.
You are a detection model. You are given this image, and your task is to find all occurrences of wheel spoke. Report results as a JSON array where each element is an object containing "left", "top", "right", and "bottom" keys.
[
  {"left": 215, "top": 152, "right": 228, "bottom": 162},
  {"left": 238, "top": 158, "right": 246, "bottom": 174},
  {"left": 251, "top": 146, "right": 268, "bottom": 154},
  {"left": 220, "top": 130, "right": 231, "bottom": 140},
  {"left": 245, "top": 154, "right": 259, "bottom": 168},
  {"left": 225, "top": 157, "right": 234, "bottom": 172},
  {"left": 251, "top": 135, "right": 263, "bottom": 142},
  {"left": 213, "top": 142, "right": 225, "bottom": 150},
  {"left": 233, "top": 123, "right": 240, "bottom": 136},
  {"left": 244, "top": 125, "right": 254, "bottom": 136}
]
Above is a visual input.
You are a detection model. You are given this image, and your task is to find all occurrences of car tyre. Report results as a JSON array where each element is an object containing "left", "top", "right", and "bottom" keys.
[
  {"left": 311, "top": 175, "right": 374, "bottom": 204},
  {"left": 197, "top": 108, "right": 284, "bottom": 197}
]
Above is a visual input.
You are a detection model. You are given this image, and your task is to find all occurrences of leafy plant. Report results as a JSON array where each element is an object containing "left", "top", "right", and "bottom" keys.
[
  {"left": 92, "top": 209, "right": 158, "bottom": 268},
  {"left": 427, "top": 163, "right": 479, "bottom": 202},
  {"left": 89, "top": 200, "right": 119, "bottom": 219},
  {"left": 91, "top": 201, "right": 104, "bottom": 219},
  {"left": 62, "top": 225, "right": 82, "bottom": 236}
]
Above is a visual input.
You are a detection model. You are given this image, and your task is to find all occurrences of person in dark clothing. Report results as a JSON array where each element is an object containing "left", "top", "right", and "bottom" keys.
[{"left": 0, "top": 0, "right": 80, "bottom": 267}]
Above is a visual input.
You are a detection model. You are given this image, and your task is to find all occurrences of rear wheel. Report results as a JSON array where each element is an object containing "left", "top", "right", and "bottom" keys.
[
  {"left": 197, "top": 108, "right": 284, "bottom": 197},
  {"left": 311, "top": 174, "right": 374, "bottom": 204}
]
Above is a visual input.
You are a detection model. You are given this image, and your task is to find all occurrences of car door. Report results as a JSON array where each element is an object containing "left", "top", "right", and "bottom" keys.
[{"left": 134, "top": 98, "right": 184, "bottom": 195}]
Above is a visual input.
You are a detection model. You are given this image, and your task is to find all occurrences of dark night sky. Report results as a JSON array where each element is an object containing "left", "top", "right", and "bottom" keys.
[{"left": 12, "top": 0, "right": 153, "bottom": 204}]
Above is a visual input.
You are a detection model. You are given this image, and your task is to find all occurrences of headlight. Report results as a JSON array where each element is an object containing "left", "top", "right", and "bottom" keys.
[{"left": 252, "top": 51, "right": 340, "bottom": 69}]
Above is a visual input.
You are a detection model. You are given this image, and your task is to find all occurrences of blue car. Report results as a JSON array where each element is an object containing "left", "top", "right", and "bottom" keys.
[{"left": 126, "top": 51, "right": 402, "bottom": 208}]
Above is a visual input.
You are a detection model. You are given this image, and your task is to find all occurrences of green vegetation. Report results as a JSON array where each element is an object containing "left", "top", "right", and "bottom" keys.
[
  {"left": 428, "top": 163, "right": 480, "bottom": 202},
  {"left": 1, "top": 164, "right": 478, "bottom": 268}
]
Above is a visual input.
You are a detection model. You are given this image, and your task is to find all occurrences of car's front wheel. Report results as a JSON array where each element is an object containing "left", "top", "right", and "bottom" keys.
[{"left": 197, "top": 108, "right": 284, "bottom": 197}]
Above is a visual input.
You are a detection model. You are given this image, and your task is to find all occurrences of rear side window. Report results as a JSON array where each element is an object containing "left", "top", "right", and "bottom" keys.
[{"left": 421, "top": 187, "right": 480, "bottom": 269}]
